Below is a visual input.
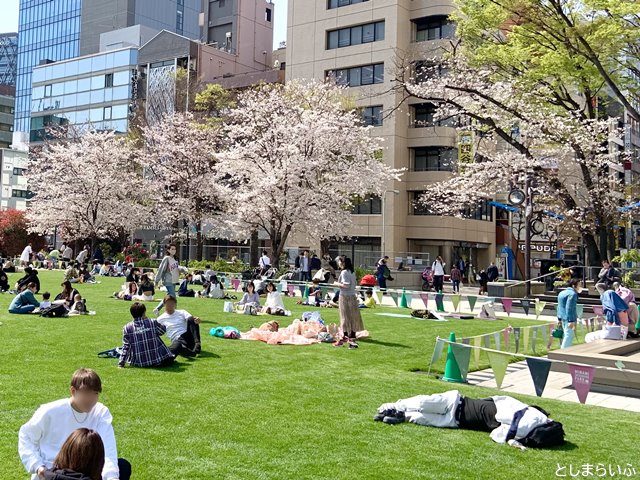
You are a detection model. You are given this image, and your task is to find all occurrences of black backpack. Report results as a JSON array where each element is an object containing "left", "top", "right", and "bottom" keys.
[
  {"left": 40, "top": 304, "right": 68, "bottom": 318},
  {"left": 520, "top": 420, "right": 565, "bottom": 448}
]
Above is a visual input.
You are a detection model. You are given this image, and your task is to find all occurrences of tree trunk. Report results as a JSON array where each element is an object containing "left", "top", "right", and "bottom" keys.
[
  {"left": 270, "top": 225, "right": 292, "bottom": 269},
  {"left": 250, "top": 230, "right": 259, "bottom": 267},
  {"left": 196, "top": 221, "right": 203, "bottom": 261},
  {"left": 583, "top": 231, "right": 601, "bottom": 278},
  {"left": 320, "top": 239, "right": 330, "bottom": 257}
]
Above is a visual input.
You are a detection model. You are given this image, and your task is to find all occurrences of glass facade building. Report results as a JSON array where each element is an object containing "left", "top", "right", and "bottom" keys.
[
  {"left": 14, "top": 0, "right": 82, "bottom": 140},
  {"left": 30, "top": 48, "right": 137, "bottom": 141},
  {"left": 0, "top": 33, "right": 19, "bottom": 86}
]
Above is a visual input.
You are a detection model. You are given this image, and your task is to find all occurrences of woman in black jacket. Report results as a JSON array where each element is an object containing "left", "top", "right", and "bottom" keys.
[
  {"left": 43, "top": 428, "right": 104, "bottom": 480},
  {"left": 16, "top": 267, "right": 40, "bottom": 293}
]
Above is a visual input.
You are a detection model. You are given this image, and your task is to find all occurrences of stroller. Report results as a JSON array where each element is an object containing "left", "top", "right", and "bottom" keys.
[{"left": 421, "top": 266, "right": 433, "bottom": 291}]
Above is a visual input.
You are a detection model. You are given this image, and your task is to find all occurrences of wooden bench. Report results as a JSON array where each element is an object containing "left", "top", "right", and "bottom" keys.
[{"left": 548, "top": 339, "right": 640, "bottom": 394}]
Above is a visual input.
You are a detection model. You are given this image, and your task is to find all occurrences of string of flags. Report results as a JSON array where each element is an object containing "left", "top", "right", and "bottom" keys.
[{"left": 429, "top": 337, "right": 639, "bottom": 405}]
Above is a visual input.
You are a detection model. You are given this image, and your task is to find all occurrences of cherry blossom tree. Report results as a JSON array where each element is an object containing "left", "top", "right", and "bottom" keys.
[
  {"left": 26, "top": 130, "right": 151, "bottom": 248},
  {"left": 218, "top": 80, "right": 402, "bottom": 266},
  {"left": 394, "top": 53, "right": 626, "bottom": 263},
  {"left": 136, "top": 112, "right": 234, "bottom": 261}
]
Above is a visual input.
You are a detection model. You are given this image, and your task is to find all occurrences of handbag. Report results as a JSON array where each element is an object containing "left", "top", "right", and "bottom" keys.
[
  {"left": 551, "top": 322, "right": 564, "bottom": 339},
  {"left": 223, "top": 301, "right": 234, "bottom": 313}
]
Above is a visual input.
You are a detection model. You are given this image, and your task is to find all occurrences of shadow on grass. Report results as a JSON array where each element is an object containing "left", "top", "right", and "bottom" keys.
[
  {"left": 546, "top": 440, "right": 579, "bottom": 451},
  {"left": 359, "top": 338, "right": 411, "bottom": 349},
  {"left": 195, "top": 350, "right": 220, "bottom": 359}
]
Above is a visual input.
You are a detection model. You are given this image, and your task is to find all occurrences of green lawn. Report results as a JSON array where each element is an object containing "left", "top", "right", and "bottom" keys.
[{"left": 0, "top": 270, "right": 636, "bottom": 479}]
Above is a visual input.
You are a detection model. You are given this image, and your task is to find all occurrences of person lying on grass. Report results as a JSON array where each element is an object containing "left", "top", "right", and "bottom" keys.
[
  {"left": 19, "top": 368, "right": 131, "bottom": 480},
  {"left": 118, "top": 302, "right": 175, "bottom": 368},
  {"left": 156, "top": 295, "right": 202, "bottom": 357}
]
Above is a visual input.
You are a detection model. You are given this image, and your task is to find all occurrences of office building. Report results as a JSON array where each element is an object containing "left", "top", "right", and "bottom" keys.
[
  {"left": 285, "top": 0, "right": 495, "bottom": 268},
  {"left": 0, "top": 33, "right": 18, "bottom": 87},
  {"left": 0, "top": 148, "right": 29, "bottom": 210},
  {"left": 0, "top": 89, "right": 15, "bottom": 149},
  {"left": 14, "top": 0, "right": 201, "bottom": 149}
]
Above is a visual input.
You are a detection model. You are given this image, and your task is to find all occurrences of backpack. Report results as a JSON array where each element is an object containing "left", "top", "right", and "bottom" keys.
[
  {"left": 520, "top": 420, "right": 565, "bottom": 448},
  {"left": 40, "top": 303, "right": 69, "bottom": 318}
]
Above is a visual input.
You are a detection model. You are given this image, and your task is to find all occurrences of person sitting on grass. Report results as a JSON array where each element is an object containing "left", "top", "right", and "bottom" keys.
[
  {"left": 42, "top": 427, "right": 105, "bottom": 480},
  {"left": 262, "top": 281, "right": 286, "bottom": 316},
  {"left": 64, "top": 263, "right": 82, "bottom": 284},
  {"left": 236, "top": 281, "right": 261, "bottom": 312},
  {"left": 18, "top": 368, "right": 131, "bottom": 480},
  {"left": 56, "top": 281, "right": 80, "bottom": 309},
  {"left": 132, "top": 274, "right": 155, "bottom": 301},
  {"left": 99, "top": 263, "right": 113, "bottom": 277},
  {"left": 362, "top": 289, "right": 376, "bottom": 308},
  {"left": 156, "top": 295, "right": 202, "bottom": 357},
  {"left": 69, "top": 294, "right": 88, "bottom": 315},
  {"left": 16, "top": 266, "right": 40, "bottom": 293},
  {"left": 9, "top": 282, "right": 40, "bottom": 314},
  {"left": 114, "top": 281, "right": 138, "bottom": 301},
  {"left": 178, "top": 273, "right": 196, "bottom": 297},
  {"left": 40, "top": 292, "right": 52, "bottom": 309},
  {"left": 0, "top": 264, "right": 10, "bottom": 292},
  {"left": 118, "top": 302, "right": 175, "bottom": 369}
]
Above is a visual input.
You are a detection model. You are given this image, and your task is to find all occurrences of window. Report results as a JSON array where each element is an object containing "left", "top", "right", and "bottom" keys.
[
  {"left": 413, "top": 61, "right": 448, "bottom": 83},
  {"left": 410, "top": 193, "right": 492, "bottom": 220},
  {"left": 105, "top": 73, "right": 113, "bottom": 88},
  {"left": 413, "top": 16, "right": 456, "bottom": 42},
  {"left": 12, "top": 189, "right": 32, "bottom": 199},
  {"left": 362, "top": 105, "right": 383, "bottom": 126},
  {"left": 351, "top": 195, "right": 382, "bottom": 214},
  {"left": 328, "top": 0, "right": 369, "bottom": 8},
  {"left": 327, "top": 63, "right": 384, "bottom": 87},
  {"left": 326, "top": 21, "right": 384, "bottom": 49},
  {"left": 412, "top": 103, "right": 456, "bottom": 127},
  {"left": 44, "top": 84, "right": 52, "bottom": 97},
  {"left": 266, "top": 8, "right": 272, "bottom": 22},
  {"left": 103, "top": 106, "right": 112, "bottom": 120},
  {"left": 12, "top": 167, "right": 25, "bottom": 176},
  {"left": 412, "top": 147, "right": 456, "bottom": 171},
  {"left": 410, "top": 191, "right": 435, "bottom": 215}
]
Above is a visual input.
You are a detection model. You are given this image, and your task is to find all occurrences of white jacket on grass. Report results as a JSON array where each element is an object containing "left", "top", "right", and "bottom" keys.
[{"left": 18, "top": 398, "right": 120, "bottom": 480}]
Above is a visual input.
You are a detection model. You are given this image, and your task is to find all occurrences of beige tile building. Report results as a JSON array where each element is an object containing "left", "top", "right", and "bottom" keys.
[{"left": 285, "top": 0, "right": 496, "bottom": 269}]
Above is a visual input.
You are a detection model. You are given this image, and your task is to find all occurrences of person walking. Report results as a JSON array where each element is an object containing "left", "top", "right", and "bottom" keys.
[
  {"left": 450, "top": 265, "right": 462, "bottom": 293},
  {"left": 432, "top": 256, "right": 446, "bottom": 293},
  {"left": 153, "top": 244, "right": 179, "bottom": 315},
  {"left": 557, "top": 279, "right": 580, "bottom": 349},
  {"left": 334, "top": 256, "right": 365, "bottom": 349}
]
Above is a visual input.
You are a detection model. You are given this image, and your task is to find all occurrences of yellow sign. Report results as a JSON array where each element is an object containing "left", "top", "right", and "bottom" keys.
[{"left": 458, "top": 131, "right": 474, "bottom": 172}]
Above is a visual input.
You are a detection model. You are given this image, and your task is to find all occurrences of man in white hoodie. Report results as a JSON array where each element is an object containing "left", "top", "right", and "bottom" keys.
[{"left": 18, "top": 368, "right": 131, "bottom": 480}]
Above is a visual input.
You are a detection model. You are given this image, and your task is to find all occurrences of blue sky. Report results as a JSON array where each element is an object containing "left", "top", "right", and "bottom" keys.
[{"left": 0, "top": 0, "right": 287, "bottom": 48}]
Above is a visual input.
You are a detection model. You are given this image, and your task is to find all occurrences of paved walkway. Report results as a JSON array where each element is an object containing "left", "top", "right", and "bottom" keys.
[{"left": 466, "top": 360, "right": 640, "bottom": 412}]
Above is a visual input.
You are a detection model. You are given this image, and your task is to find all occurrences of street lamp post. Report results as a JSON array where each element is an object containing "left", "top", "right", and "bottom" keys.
[
  {"left": 524, "top": 175, "right": 533, "bottom": 298},
  {"left": 381, "top": 189, "right": 400, "bottom": 257}
]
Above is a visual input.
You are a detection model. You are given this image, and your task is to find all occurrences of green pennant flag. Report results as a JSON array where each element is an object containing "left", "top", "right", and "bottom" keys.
[
  {"left": 576, "top": 304, "right": 584, "bottom": 320},
  {"left": 435, "top": 293, "right": 445, "bottom": 312},
  {"left": 277, "top": 282, "right": 284, "bottom": 293},
  {"left": 526, "top": 357, "right": 552, "bottom": 397},
  {"left": 487, "top": 351, "right": 511, "bottom": 389},
  {"left": 483, "top": 335, "right": 491, "bottom": 349},
  {"left": 374, "top": 289, "right": 383, "bottom": 305},
  {"left": 522, "top": 327, "right": 530, "bottom": 354},
  {"left": 430, "top": 338, "right": 445, "bottom": 366},
  {"left": 389, "top": 291, "right": 399, "bottom": 307},
  {"left": 493, "top": 332, "right": 501, "bottom": 351},
  {"left": 513, "top": 327, "right": 521, "bottom": 353},
  {"left": 473, "top": 336, "right": 481, "bottom": 369},
  {"left": 535, "top": 300, "right": 546, "bottom": 319},
  {"left": 404, "top": 292, "right": 413, "bottom": 308},
  {"left": 451, "top": 294, "right": 461, "bottom": 312},
  {"left": 450, "top": 343, "right": 472, "bottom": 380},
  {"left": 531, "top": 326, "right": 538, "bottom": 354},
  {"left": 467, "top": 295, "right": 478, "bottom": 312}
]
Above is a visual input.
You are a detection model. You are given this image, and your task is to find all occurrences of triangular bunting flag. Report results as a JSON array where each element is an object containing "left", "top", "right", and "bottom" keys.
[
  {"left": 467, "top": 295, "right": 477, "bottom": 312},
  {"left": 462, "top": 338, "right": 470, "bottom": 345},
  {"left": 568, "top": 364, "right": 595, "bottom": 404},
  {"left": 502, "top": 298, "right": 513, "bottom": 316},
  {"left": 450, "top": 343, "right": 472, "bottom": 380},
  {"left": 374, "top": 289, "right": 383, "bottom": 305},
  {"left": 521, "top": 299, "right": 531, "bottom": 316},
  {"left": 531, "top": 326, "right": 538, "bottom": 354},
  {"left": 430, "top": 338, "right": 445, "bottom": 366},
  {"left": 503, "top": 328, "right": 510, "bottom": 349},
  {"left": 473, "top": 336, "right": 481, "bottom": 369},
  {"left": 232, "top": 279, "right": 240, "bottom": 290},
  {"left": 576, "top": 304, "right": 584, "bottom": 320},
  {"left": 278, "top": 281, "right": 285, "bottom": 293},
  {"left": 452, "top": 294, "right": 461, "bottom": 312},
  {"left": 513, "top": 327, "right": 521, "bottom": 353},
  {"left": 321, "top": 287, "right": 328, "bottom": 298},
  {"left": 526, "top": 357, "right": 552, "bottom": 397},
  {"left": 389, "top": 291, "right": 398, "bottom": 307},
  {"left": 435, "top": 293, "right": 445, "bottom": 312},
  {"left": 522, "top": 327, "right": 530, "bottom": 354},
  {"left": 483, "top": 335, "right": 491, "bottom": 349},
  {"left": 419, "top": 293, "right": 429, "bottom": 309},
  {"left": 535, "top": 300, "right": 546, "bottom": 319},
  {"left": 541, "top": 323, "right": 548, "bottom": 343},
  {"left": 487, "top": 351, "right": 511, "bottom": 389},
  {"left": 493, "top": 332, "right": 501, "bottom": 351},
  {"left": 404, "top": 293, "right": 413, "bottom": 308}
]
